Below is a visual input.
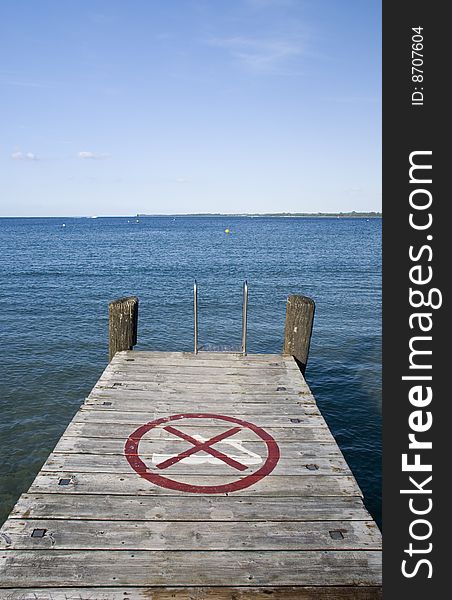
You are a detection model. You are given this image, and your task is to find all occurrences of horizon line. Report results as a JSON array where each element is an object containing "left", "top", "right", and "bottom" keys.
[{"left": 1, "top": 211, "right": 382, "bottom": 219}]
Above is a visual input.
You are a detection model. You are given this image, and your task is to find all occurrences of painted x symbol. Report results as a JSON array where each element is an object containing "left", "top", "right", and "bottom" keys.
[{"left": 156, "top": 426, "right": 248, "bottom": 471}]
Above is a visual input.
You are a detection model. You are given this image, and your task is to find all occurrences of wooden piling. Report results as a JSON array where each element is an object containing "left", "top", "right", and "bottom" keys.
[
  {"left": 283, "top": 295, "right": 315, "bottom": 374},
  {"left": 108, "top": 296, "right": 139, "bottom": 361}
]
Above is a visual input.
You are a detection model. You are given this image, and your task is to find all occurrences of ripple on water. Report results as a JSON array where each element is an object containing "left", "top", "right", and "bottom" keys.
[{"left": 0, "top": 216, "right": 381, "bottom": 527}]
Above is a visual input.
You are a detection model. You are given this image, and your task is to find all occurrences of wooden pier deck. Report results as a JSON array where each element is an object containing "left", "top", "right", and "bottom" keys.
[{"left": 0, "top": 350, "right": 382, "bottom": 598}]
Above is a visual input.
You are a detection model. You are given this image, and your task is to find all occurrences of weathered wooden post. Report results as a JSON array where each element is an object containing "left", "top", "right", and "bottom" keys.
[
  {"left": 108, "top": 296, "right": 139, "bottom": 361},
  {"left": 283, "top": 294, "right": 315, "bottom": 374}
]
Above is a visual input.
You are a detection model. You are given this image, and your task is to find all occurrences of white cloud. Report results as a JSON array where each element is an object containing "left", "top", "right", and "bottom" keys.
[
  {"left": 207, "top": 36, "right": 304, "bottom": 72},
  {"left": 78, "top": 151, "right": 110, "bottom": 159},
  {"left": 11, "top": 151, "right": 38, "bottom": 160}
]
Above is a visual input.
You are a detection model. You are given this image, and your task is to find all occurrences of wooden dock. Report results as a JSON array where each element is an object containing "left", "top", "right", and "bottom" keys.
[{"left": 0, "top": 350, "right": 381, "bottom": 598}]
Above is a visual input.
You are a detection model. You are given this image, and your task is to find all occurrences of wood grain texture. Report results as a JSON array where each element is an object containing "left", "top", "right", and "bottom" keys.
[
  {"left": 41, "top": 453, "right": 352, "bottom": 476},
  {"left": 0, "top": 550, "right": 382, "bottom": 587},
  {"left": 61, "top": 422, "right": 336, "bottom": 442},
  {"left": 0, "top": 519, "right": 381, "bottom": 551},
  {"left": 83, "top": 398, "right": 318, "bottom": 413},
  {"left": 74, "top": 410, "right": 326, "bottom": 427},
  {"left": 9, "top": 494, "right": 372, "bottom": 522},
  {"left": 283, "top": 295, "right": 315, "bottom": 373},
  {"left": 28, "top": 472, "right": 363, "bottom": 497},
  {"left": 52, "top": 436, "right": 343, "bottom": 458},
  {"left": 108, "top": 297, "right": 138, "bottom": 362},
  {"left": 0, "top": 587, "right": 383, "bottom": 599}
]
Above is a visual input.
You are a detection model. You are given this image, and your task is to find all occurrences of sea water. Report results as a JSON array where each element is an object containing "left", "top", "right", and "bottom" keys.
[{"left": 0, "top": 216, "right": 381, "bottom": 526}]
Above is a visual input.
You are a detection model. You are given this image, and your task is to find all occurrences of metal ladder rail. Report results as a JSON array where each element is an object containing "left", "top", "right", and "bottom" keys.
[
  {"left": 241, "top": 280, "right": 248, "bottom": 355},
  {"left": 193, "top": 280, "right": 199, "bottom": 355}
]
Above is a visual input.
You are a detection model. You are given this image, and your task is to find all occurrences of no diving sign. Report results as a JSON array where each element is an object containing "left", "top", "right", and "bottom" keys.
[{"left": 124, "top": 413, "right": 280, "bottom": 493}]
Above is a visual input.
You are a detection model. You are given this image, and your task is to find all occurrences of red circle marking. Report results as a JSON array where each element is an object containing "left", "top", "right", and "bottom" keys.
[{"left": 124, "top": 413, "right": 280, "bottom": 494}]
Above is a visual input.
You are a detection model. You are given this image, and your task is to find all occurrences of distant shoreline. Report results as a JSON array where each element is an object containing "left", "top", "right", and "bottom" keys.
[
  {"left": 136, "top": 212, "right": 382, "bottom": 219},
  {"left": 1, "top": 212, "right": 382, "bottom": 219}
]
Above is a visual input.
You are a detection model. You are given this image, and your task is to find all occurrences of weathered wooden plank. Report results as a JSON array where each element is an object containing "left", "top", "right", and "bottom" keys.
[
  {"left": 101, "top": 372, "right": 305, "bottom": 386},
  {"left": 95, "top": 366, "right": 304, "bottom": 380},
  {"left": 74, "top": 411, "right": 328, "bottom": 428},
  {"left": 97, "top": 361, "right": 305, "bottom": 375},
  {"left": 92, "top": 385, "right": 306, "bottom": 397},
  {"left": 87, "top": 389, "right": 315, "bottom": 403},
  {"left": 9, "top": 494, "right": 372, "bottom": 522},
  {"left": 114, "top": 351, "right": 290, "bottom": 362},
  {"left": 0, "top": 550, "right": 382, "bottom": 587},
  {"left": 95, "top": 368, "right": 304, "bottom": 388},
  {"left": 97, "top": 378, "right": 304, "bottom": 390},
  {"left": 84, "top": 390, "right": 320, "bottom": 416},
  {"left": 106, "top": 366, "right": 295, "bottom": 376},
  {"left": 99, "top": 367, "right": 305, "bottom": 387},
  {"left": 112, "top": 350, "right": 293, "bottom": 371},
  {"left": 61, "top": 422, "right": 336, "bottom": 442},
  {"left": 119, "top": 371, "right": 302, "bottom": 385},
  {"left": 86, "top": 387, "right": 315, "bottom": 406},
  {"left": 0, "top": 586, "right": 383, "bottom": 599},
  {"left": 95, "top": 366, "right": 305, "bottom": 385},
  {"left": 54, "top": 436, "right": 343, "bottom": 464},
  {"left": 53, "top": 437, "right": 343, "bottom": 459},
  {"left": 0, "top": 519, "right": 381, "bottom": 551},
  {"left": 83, "top": 397, "right": 317, "bottom": 412},
  {"left": 41, "top": 453, "right": 352, "bottom": 476},
  {"left": 105, "top": 353, "right": 297, "bottom": 370},
  {"left": 28, "top": 472, "right": 363, "bottom": 497}
]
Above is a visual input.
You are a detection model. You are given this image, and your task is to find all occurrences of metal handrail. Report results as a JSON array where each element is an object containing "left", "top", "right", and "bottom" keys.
[
  {"left": 193, "top": 280, "right": 198, "bottom": 354},
  {"left": 241, "top": 280, "right": 248, "bottom": 355}
]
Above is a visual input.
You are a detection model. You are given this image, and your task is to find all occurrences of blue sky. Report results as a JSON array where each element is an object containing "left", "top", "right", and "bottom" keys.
[{"left": 0, "top": 0, "right": 381, "bottom": 216}]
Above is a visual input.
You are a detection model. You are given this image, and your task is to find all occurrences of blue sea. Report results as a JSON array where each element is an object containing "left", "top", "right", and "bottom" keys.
[{"left": 0, "top": 216, "right": 381, "bottom": 527}]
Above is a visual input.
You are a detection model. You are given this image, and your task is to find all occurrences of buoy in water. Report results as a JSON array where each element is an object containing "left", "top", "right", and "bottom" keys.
[{"left": 224, "top": 228, "right": 230, "bottom": 234}]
